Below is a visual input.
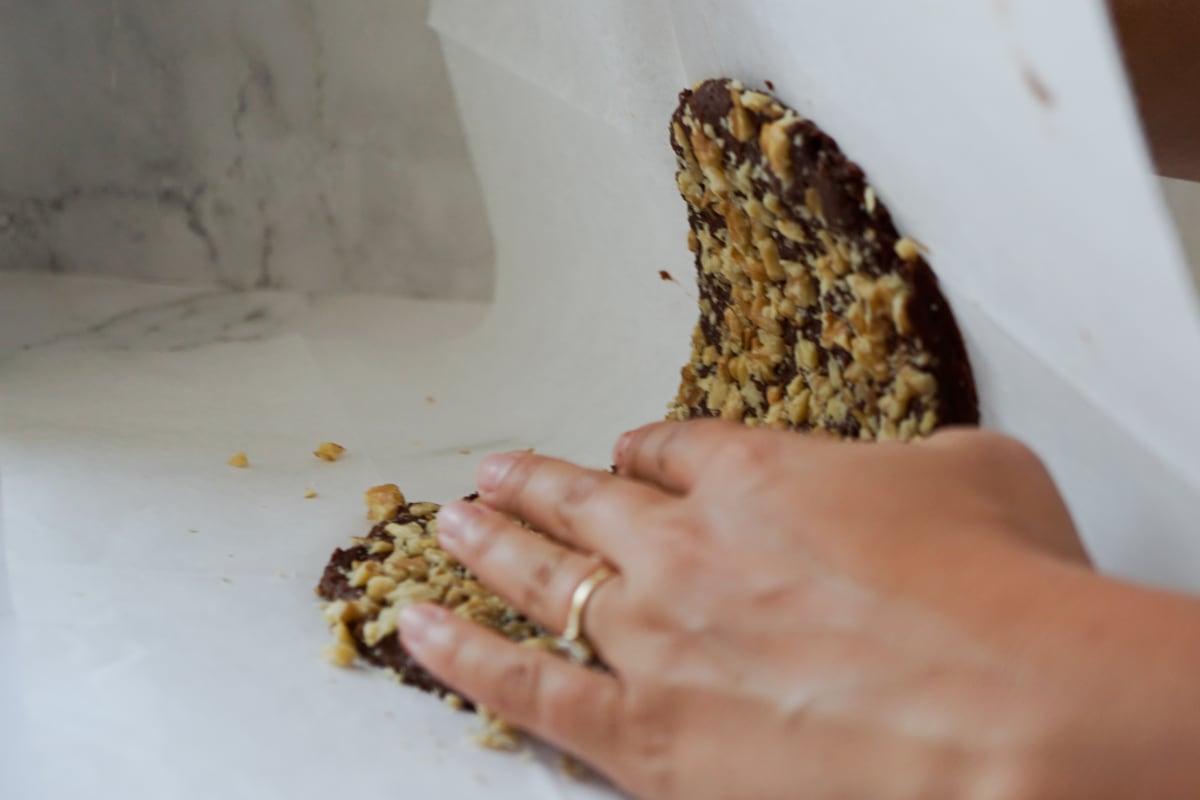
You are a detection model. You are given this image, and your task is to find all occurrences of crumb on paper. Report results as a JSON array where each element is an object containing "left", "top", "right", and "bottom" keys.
[
  {"left": 659, "top": 269, "right": 678, "bottom": 283},
  {"left": 364, "top": 483, "right": 406, "bottom": 521},
  {"left": 558, "top": 753, "right": 590, "bottom": 780},
  {"left": 304, "top": 488, "right": 318, "bottom": 499},
  {"left": 322, "top": 641, "right": 357, "bottom": 668},
  {"left": 313, "top": 442, "right": 346, "bottom": 462},
  {"left": 188, "top": 529, "right": 199, "bottom": 534},
  {"left": 425, "top": 395, "right": 436, "bottom": 405},
  {"left": 471, "top": 706, "right": 521, "bottom": 751},
  {"left": 458, "top": 449, "right": 471, "bottom": 456},
  {"left": 221, "top": 577, "right": 232, "bottom": 584},
  {"left": 228, "top": 452, "right": 249, "bottom": 468}
]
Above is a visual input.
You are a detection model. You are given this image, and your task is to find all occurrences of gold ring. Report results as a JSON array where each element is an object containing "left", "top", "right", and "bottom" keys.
[{"left": 558, "top": 563, "right": 617, "bottom": 664}]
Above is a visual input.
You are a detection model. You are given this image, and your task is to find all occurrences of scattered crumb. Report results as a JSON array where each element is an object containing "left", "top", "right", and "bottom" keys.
[
  {"left": 313, "top": 442, "right": 346, "bottom": 462},
  {"left": 425, "top": 395, "right": 436, "bottom": 405},
  {"left": 304, "top": 488, "right": 318, "bottom": 499},
  {"left": 458, "top": 449, "right": 471, "bottom": 456},
  {"left": 658, "top": 269, "right": 678, "bottom": 283},
  {"left": 1021, "top": 63, "right": 1054, "bottom": 107},
  {"left": 322, "top": 641, "right": 357, "bottom": 668},
  {"left": 228, "top": 452, "right": 249, "bottom": 468},
  {"left": 221, "top": 577, "right": 232, "bottom": 584},
  {"left": 765, "top": 79, "right": 776, "bottom": 90},
  {"left": 188, "top": 529, "right": 199, "bottom": 534},
  {"left": 471, "top": 706, "right": 522, "bottom": 751},
  {"left": 558, "top": 754, "right": 590, "bottom": 780}
]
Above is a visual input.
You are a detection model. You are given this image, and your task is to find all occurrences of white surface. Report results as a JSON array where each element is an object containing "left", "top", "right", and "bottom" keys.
[
  {"left": 6, "top": 0, "right": 1200, "bottom": 797},
  {"left": 0, "top": 273, "right": 625, "bottom": 798},
  {"left": 0, "top": 0, "right": 493, "bottom": 298}
]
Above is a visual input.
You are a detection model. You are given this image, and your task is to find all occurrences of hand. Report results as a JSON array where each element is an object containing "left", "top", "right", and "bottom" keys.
[{"left": 398, "top": 421, "right": 1200, "bottom": 799}]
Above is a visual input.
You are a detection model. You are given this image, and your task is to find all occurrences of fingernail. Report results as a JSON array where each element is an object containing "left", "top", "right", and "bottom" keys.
[
  {"left": 436, "top": 501, "right": 483, "bottom": 550},
  {"left": 399, "top": 603, "right": 453, "bottom": 651},
  {"left": 478, "top": 452, "right": 520, "bottom": 492}
]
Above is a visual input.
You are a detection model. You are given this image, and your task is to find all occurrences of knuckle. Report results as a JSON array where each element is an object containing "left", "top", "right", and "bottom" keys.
[
  {"left": 562, "top": 472, "right": 603, "bottom": 508},
  {"left": 720, "top": 435, "right": 769, "bottom": 472},
  {"left": 542, "top": 672, "right": 612, "bottom": 739},
  {"left": 648, "top": 424, "right": 686, "bottom": 476},
  {"left": 957, "top": 430, "right": 1044, "bottom": 473},
  {"left": 491, "top": 655, "right": 544, "bottom": 719},
  {"left": 521, "top": 548, "right": 569, "bottom": 612}
]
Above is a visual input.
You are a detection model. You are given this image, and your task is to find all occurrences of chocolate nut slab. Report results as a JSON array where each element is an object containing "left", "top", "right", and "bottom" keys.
[
  {"left": 315, "top": 487, "right": 552, "bottom": 708},
  {"left": 668, "top": 79, "right": 978, "bottom": 439}
]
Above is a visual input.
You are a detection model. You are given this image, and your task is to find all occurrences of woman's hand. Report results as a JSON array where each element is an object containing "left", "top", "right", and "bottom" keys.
[{"left": 398, "top": 421, "right": 1200, "bottom": 799}]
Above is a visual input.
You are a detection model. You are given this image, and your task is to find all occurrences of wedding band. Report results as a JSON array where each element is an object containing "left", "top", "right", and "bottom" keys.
[{"left": 558, "top": 563, "right": 616, "bottom": 664}]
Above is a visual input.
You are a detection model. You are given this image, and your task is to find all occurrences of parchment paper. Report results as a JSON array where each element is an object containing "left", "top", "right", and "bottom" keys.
[{"left": 4, "top": 1, "right": 1199, "bottom": 797}]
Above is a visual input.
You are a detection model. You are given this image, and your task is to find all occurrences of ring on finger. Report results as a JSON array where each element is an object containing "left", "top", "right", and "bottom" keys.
[{"left": 558, "top": 562, "right": 617, "bottom": 664}]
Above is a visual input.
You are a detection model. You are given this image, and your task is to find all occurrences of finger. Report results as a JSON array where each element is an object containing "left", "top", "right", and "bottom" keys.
[
  {"left": 399, "top": 603, "right": 623, "bottom": 772},
  {"left": 474, "top": 451, "right": 670, "bottom": 559},
  {"left": 436, "top": 500, "right": 625, "bottom": 638},
  {"left": 613, "top": 419, "right": 754, "bottom": 494}
]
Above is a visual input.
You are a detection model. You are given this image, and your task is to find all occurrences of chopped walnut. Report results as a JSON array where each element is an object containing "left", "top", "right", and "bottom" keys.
[
  {"left": 313, "top": 442, "right": 346, "bottom": 462},
  {"left": 472, "top": 706, "right": 521, "bottom": 751},
  {"left": 321, "top": 641, "right": 357, "bottom": 668},
  {"left": 364, "top": 483, "right": 406, "bottom": 521}
]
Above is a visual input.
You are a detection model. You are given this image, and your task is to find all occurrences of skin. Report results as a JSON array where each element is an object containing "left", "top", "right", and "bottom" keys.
[
  {"left": 1111, "top": 0, "right": 1200, "bottom": 181},
  {"left": 398, "top": 422, "right": 1200, "bottom": 799}
]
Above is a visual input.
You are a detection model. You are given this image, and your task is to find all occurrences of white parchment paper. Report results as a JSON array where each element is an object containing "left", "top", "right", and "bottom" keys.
[{"left": 3, "top": 1, "right": 1199, "bottom": 797}]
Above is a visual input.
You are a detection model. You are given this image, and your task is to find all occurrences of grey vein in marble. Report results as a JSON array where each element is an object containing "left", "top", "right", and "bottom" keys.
[
  {"left": 27, "top": 292, "right": 305, "bottom": 353},
  {"left": 0, "top": 0, "right": 494, "bottom": 299}
]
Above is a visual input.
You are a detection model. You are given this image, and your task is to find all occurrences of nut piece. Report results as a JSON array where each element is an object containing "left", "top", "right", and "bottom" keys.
[
  {"left": 313, "top": 442, "right": 346, "bottom": 462},
  {"left": 365, "top": 483, "right": 406, "bottom": 521},
  {"left": 760, "top": 119, "right": 793, "bottom": 180},
  {"left": 321, "top": 641, "right": 357, "bottom": 668},
  {"left": 895, "top": 237, "right": 921, "bottom": 261},
  {"left": 304, "top": 488, "right": 318, "bottom": 499},
  {"left": 227, "top": 452, "right": 249, "bottom": 468},
  {"left": 473, "top": 706, "right": 521, "bottom": 751}
]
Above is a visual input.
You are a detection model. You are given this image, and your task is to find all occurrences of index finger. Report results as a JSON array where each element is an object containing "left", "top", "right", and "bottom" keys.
[
  {"left": 613, "top": 419, "right": 747, "bottom": 494},
  {"left": 475, "top": 451, "right": 672, "bottom": 561}
]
